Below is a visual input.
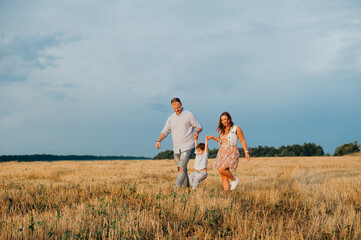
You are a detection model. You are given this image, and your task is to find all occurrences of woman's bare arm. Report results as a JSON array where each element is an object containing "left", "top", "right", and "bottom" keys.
[{"left": 236, "top": 126, "right": 250, "bottom": 161}]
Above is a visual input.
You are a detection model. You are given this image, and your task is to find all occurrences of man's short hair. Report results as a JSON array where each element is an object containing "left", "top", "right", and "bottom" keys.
[
  {"left": 196, "top": 143, "right": 205, "bottom": 151},
  {"left": 171, "top": 98, "right": 181, "bottom": 104}
]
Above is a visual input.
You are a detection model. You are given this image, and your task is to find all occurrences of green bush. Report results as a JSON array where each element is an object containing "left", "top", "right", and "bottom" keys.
[
  {"left": 153, "top": 150, "right": 174, "bottom": 159},
  {"left": 334, "top": 141, "right": 360, "bottom": 156}
]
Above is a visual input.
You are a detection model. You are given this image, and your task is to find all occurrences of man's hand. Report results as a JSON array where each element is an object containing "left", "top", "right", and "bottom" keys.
[{"left": 155, "top": 141, "right": 161, "bottom": 149}]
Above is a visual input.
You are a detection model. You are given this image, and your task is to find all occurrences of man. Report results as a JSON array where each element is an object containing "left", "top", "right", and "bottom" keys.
[{"left": 155, "top": 98, "right": 202, "bottom": 189}]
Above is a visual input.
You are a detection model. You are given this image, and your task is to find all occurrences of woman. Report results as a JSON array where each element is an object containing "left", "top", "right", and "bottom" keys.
[{"left": 207, "top": 112, "right": 250, "bottom": 193}]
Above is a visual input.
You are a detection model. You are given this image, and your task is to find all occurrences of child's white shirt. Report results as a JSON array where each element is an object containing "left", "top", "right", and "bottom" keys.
[{"left": 194, "top": 151, "right": 208, "bottom": 171}]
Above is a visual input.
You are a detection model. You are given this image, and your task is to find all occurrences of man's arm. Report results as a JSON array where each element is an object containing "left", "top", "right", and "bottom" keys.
[
  {"left": 195, "top": 127, "right": 202, "bottom": 136},
  {"left": 156, "top": 117, "right": 171, "bottom": 149},
  {"left": 155, "top": 133, "right": 166, "bottom": 149},
  {"left": 189, "top": 112, "right": 202, "bottom": 136}
]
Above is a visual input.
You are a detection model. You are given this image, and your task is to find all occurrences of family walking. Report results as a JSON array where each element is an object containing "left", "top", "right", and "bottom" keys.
[{"left": 155, "top": 98, "right": 250, "bottom": 194}]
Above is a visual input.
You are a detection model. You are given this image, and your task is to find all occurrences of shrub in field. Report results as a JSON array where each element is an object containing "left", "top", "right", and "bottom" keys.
[
  {"left": 334, "top": 141, "right": 360, "bottom": 156},
  {"left": 153, "top": 150, "right": 174, "bottom": 159}
]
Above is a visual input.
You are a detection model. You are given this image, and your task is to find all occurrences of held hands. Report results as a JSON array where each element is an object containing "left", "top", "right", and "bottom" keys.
[
  {"left": 155, "top": 141, "right": 161, "bottom": 149},
  {"left": 206, "top": 135, "right": 216, "bottom": 142},
  {"left": 194, "top": 132, "right": 199, "bottom": 141}
]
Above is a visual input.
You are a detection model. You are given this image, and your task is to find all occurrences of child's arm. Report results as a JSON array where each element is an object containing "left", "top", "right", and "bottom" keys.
[
  {"left": 194, "top": 133, "right": 199, "bottom": 147},
  {"left": 206, "top": 135, "right": 220, "bottom": 144},
  {"left": 205, "top": 137, "right": 209, "bottom": 152}
]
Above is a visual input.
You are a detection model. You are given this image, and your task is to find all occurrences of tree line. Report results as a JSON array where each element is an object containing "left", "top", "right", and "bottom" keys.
[
  {"left": 153, "top": 141, "right": 360, "bottom": 159},
  {"left": 1, "top": 141, "right": 358, "bottom": 162},
  {"left": 0, "top": 154, "right": 150, "bottom": 162}
]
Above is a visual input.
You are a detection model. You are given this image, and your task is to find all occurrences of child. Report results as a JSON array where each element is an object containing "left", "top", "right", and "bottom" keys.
[{"left": 189, "top": 134, "right": 209, "bottom": 190}]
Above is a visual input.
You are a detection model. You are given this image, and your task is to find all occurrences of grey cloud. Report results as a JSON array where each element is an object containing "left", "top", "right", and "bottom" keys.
[
  {"left": 0, "top": 72, "right": 27, "bottom": 83},
  {"left": 245, "top": 20, "right": 276, "bottom": 36},
  {"left": 0, "top": 32, "right": 66, "bottom": 82},
  {"left": 332, "top": 41, "right": 361, "bottom": 70},
  {"left": 200, "top": 30, "right": 234, "bottom": 42},
  {"left": 150, "top": 103, "right": 170, "bottom": 113}
]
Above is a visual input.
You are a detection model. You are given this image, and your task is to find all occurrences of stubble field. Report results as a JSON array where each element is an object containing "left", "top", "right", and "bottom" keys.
[{"left": 1, "top": 155, "right": 361, "bottom": 239}]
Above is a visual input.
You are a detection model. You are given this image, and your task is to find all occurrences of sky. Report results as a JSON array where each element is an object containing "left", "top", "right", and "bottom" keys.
[{"left": 0, "top": 0, "right": 360, "bottom": 158}]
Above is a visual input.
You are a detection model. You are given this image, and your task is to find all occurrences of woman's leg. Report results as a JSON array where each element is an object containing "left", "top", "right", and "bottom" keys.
[
  {"left": 221, "top": 174, "right": 230, "bottom": 192},
  {"left": 218, "top": 166, "right": 236, "bottom": 181},
  {"left": 218, "top": 166, "right": 236, "bottom": 193}
]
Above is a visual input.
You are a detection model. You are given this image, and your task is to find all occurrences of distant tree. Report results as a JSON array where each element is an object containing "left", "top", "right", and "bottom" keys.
[
  {"left": 303, "top": 143, "right": 324, "bottom": 156},
  {"left": 152, "top": 150, "right": 174, "bottom": 159},
  {"left": 208, "top": 148, "right": 219, "bottom": 159},
  {"left": 266, "top": 146, "right": 277, "bottom": 157},
  {"left": 334, "top": 141, "right": 360, "bottom": 156},
  {"left": 279, "top": 147, "right": 289, "bottom": 157},
  {"left": 0, "top": 154, "right": 150, "bottom": 162}
]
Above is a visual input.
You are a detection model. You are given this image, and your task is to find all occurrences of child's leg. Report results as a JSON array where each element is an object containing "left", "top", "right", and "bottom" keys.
[
  {"left": 193, "top": 172, "right": 208, "bottom": 189},
  {"left": 189, "top": 171, "right": 198, "bottom": 187},
  {"left": 189, "top": 172, "right": 197, "bottom": 187}
]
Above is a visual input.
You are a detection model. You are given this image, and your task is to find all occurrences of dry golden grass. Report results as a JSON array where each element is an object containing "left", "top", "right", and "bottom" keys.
[{"left": 1, "top": 156, "right": 361, "bottom": 239}]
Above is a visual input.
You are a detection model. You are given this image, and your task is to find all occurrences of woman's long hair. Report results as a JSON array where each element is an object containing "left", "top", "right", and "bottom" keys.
[{"left": 217, "top": 112, "right": 234, "bottom": 135}]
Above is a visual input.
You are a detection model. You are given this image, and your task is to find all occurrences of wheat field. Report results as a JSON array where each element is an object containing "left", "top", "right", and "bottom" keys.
[{"left": 0, "top": 156, "right": 360, "bottom": 239}]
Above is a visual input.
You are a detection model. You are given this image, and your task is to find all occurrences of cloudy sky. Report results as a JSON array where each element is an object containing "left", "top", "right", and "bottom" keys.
[{"left": 1, "top": 0, "right": 360, "bottom": 157}]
